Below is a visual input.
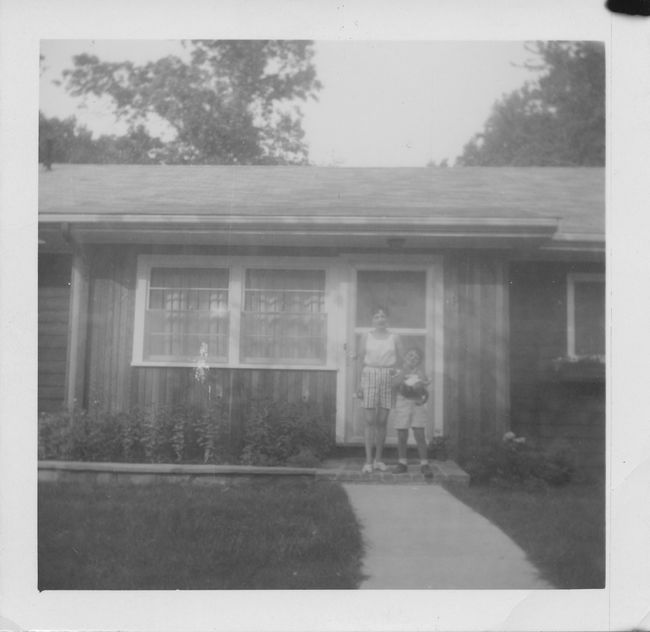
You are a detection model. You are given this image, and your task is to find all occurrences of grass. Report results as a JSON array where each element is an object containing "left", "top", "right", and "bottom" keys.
[
  {"left": 38, "top": 478, "right": 364, "bottom": 590},
  {"left": 443, "top": 481, "right": 605, "bottom": 588}
]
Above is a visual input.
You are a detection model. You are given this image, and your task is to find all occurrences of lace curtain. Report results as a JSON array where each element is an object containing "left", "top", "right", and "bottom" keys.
[
  {"left": 144, "top": 268, "right": 229, "bottom": 362},
  {"left": 241, "top": 269, "right": 327, "bottom": 363}
]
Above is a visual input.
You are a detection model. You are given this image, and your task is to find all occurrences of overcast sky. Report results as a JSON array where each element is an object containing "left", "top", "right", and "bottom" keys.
[{"left": 40, "top": 40, "right": 539, "bottom": 167}]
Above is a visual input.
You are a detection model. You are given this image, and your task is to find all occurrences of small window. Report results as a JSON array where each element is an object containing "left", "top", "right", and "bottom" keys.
[
  {"left": 567, "top": 273, "right": 605, "bottom": 358},
  {"left": 241, "top": 269, "right": 327, "bottom": 364},
  {"left": 144, "top": 267, "right": 229, "bottom": 362}
]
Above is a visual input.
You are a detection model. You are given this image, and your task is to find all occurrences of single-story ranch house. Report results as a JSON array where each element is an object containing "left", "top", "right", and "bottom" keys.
[{"left": 38, "top": 165, "right": 605, "bottom": 472}]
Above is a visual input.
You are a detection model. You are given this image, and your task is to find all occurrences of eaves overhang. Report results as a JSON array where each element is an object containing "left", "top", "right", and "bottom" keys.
[{"left": 39, "top": 214, "right": 562, "bottom": 251}]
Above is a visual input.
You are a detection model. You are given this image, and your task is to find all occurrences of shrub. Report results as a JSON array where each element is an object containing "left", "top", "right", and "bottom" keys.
[
  {"left": 39, "top": 408, "right": 77, "bottom": 461},
  {"left": 38, "top": 406, "right": 124, "bottom": 462},
  {"left": 428, "top": 435, "right": 454, "bottom": 461},
  {"left": 240, "top": 399, "right": 332, "bottom": 466},
  {"left": 462, "top": 433, "right": 576, "bottom": 488},
  {"left": 38, "top": 401, "right": 231, "bottom": 464},
  {"left": 285, "top": 448, "right": 322, "bottom": 468}
]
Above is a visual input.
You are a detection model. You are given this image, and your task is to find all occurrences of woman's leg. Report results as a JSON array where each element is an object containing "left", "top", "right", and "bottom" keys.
[
  {"left": 363, "top": 407, "right": 376, "bottom": 464},
  {"left": 374, "top": 407, "right": 389, "bottom": 463}
]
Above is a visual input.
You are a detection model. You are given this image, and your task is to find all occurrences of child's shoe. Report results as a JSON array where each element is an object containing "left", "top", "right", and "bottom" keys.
[
  {"left": 420, "top": 463, "right": 434, "bottom": 480},
  {"left": 361, "top": 463, "right": 373, "bottom": 474},
  {"left": 393, "top": 462, "right": 408, "bottom": 474},
  {"left": 373, "top": 461, "right": 388, "bottom": 472}
]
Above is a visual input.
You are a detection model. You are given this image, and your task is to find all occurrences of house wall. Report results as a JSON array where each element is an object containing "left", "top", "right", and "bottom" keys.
[
  {"left": 443, "top": 254, "right": 509, "bottom": 456},
  {"left": 81, "top": 247, "right": 336, "bottom": 444},
  {"left": 509, "top": 261, "right": 606, "bottom": 477},
  {"left": 38, "top": 254, "right": 71, "bottom": 412},
  {"left": 61, "top": 246, "right": 518, "bottom": 456}
]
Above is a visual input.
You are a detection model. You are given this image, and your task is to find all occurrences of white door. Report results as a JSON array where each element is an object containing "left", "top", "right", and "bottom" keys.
[{"left": 345, "top": 264, "right": 443, "bottom": 444}]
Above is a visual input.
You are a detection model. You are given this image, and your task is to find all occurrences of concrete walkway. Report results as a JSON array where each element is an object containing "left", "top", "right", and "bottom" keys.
[{"left": 343, "top": 483, "right": 553, "bottom": 590}]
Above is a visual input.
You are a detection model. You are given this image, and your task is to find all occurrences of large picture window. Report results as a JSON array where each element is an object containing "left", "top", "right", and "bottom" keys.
[
  {"left": 134, "top": 257, "right": 333, "bottom": 368},
  {"left": 567, "top": 273, "right": 605, "bottom": 358}
]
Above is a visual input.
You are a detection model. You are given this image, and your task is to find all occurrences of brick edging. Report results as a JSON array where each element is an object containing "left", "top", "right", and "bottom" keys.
[{"left": 37, "top": 460, "right": 469, "bottom": 485}]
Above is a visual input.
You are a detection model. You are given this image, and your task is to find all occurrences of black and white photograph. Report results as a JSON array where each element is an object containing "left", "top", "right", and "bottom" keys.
[
  {"left": 1, "top": 1, "right": 649, "bottom": 631},
  {"left": 36, "top": 37, "right": 606, "bottom": 592}
]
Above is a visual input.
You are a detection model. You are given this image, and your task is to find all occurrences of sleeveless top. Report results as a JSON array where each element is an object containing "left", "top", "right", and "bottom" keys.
[{"left": 363, "top": 332, "right": 397, "bottom": 367}]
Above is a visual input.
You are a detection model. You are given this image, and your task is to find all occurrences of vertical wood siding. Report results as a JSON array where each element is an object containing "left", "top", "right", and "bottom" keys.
[
  {"left": 38, "top": 255, "right": 72, "bottom": 412},
  {"left": 509, "top": 261, "right": 606, "bottom": 476},
  {"left": 85, "top": 248, "right": 137, "bottom": 410},
  {"left": 443, "top": 254, "right": 509, "bottom": 454},
  {"left": 38, "top": 287, "right": 70, "bottom": 411}
]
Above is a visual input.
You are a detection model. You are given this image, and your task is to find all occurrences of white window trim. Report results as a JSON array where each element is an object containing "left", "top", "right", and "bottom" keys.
[
  {"left": 132, "top": 254, "right": 345, "bottom": 370},
  {"left": 566, "top": 272, "right": 605, "bottom": 358}
]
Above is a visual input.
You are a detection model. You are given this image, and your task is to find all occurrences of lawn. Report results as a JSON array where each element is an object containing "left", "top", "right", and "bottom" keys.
[
  {"left": 38, "top": 478, "right": 365, "bottom": 590},
  {"left": 443, "top": 481, "right": 606, "bottom": 589}
]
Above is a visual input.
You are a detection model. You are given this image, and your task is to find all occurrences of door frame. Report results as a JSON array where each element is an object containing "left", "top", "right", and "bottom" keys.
[{"left": 336, "top": 255, "right": 444, "bottom": 444}]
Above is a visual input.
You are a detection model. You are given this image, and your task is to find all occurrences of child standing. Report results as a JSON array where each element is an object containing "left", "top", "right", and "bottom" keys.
[
  {"left": 356, "top": 306, "right": 403, "bottom": 473},
  {"left": 391, "top": 347, "right": 434, "bottom": 479}
]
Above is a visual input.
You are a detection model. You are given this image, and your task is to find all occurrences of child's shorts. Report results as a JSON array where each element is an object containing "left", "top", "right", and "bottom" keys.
[
  {"left": 360, "top": 367, "right": 395, "bottom": 409},
  {"left": 392, "top": 394, "right": 429, "bottom": 430}
]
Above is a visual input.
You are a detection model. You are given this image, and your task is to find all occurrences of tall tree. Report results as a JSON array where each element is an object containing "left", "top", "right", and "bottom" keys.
[
  {"left": 457, "top": 42, "right": 605, "bottom": 166},
  {"left": 60, "top": 40, "right": 322, "bottom": 165}
]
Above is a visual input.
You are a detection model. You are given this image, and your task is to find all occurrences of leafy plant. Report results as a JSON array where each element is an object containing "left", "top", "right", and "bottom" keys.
[
  {"left": 428, "top": 435, "right": 453, "bottom": 461},
  {"left": 195, "top": 399, "right": 231, "bottom": 464},
  {"left": 462, "top": 432, "right": 576, "bottom": 488},
  {"left": 285, "top": 448, "right": 322, "bottom": 468},
  {"left": 240, "top": 399, "right": 332, "bottom": 466},
  {"left": 38, "top": 402, "right": 232, "bottom": 464}
]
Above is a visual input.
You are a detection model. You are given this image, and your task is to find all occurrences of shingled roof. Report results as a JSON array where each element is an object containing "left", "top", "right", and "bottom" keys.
[{"left": 39, "top": 165, "right": 604, "bottom": 250}]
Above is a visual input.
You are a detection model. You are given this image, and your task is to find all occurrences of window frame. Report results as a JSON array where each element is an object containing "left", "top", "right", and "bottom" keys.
[
  {"left": 352, "top": 265, "right": 430, "bottom": 354},
  {"left": 566, "top": 272, "right": 605, "bottom": 358},
  {"left": 132, "top": 255, "right": 343, "bottom": 370},
  {"left": 240, "top": 267, "right": 328, "bottom": 366},
  {"left": 145, "top": 266, "right": 231, "bottom": 364}
]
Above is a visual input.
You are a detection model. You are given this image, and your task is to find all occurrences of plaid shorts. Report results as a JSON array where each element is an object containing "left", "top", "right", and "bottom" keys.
[{"left": 360, "top": 367, "right": 395, "bottom": 409}]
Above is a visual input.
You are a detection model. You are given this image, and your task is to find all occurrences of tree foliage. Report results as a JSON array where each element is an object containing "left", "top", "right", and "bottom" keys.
[
  {"left": 457, "top": 42, "right": 605, "bottom": 167},
  {"left": 53, "top": 40, "right": 321, "bottom": 165},
  {"left": 39, "top": 113, "right": 168, "bottom": 165}
]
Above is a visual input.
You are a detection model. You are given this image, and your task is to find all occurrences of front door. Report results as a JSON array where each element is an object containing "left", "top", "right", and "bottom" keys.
[{"left": 344, "top": 262, "right": 443, "bottom": 444}]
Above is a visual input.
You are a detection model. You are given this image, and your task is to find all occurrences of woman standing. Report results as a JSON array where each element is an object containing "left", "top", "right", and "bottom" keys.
[{"left": 356, "top": 306, "right": 403, "bottom": 473}]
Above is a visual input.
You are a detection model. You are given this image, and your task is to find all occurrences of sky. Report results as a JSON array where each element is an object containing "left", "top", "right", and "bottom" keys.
[{"left": 39, "top": 40, "right": 540, "bottom": 167}]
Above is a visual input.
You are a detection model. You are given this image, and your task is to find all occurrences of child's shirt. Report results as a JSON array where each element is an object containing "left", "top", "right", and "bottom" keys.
[{"left": 397, "top": 366, "right": 429, "bottom": 400}]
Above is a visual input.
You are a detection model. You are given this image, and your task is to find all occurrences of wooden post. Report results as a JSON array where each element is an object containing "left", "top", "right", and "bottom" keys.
[
  {"left": 65, "top": 251, "right": 90, "bottom": 410},
  {"left": 494, "top": 260, "right": 511, "bottom": 438}
]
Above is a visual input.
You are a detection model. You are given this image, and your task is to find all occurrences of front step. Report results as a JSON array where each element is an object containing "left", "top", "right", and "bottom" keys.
[{"left": 315, "top": 459, "right": 470, "bottom": 485}]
